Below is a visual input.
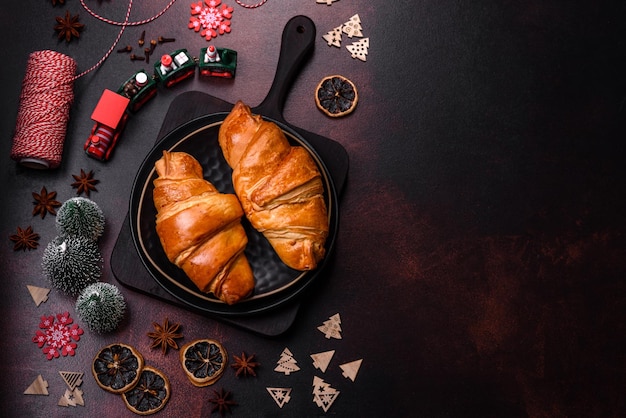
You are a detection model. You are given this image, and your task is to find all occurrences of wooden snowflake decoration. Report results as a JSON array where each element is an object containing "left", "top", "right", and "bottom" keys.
[{"left": 189, "top": 0, "right": 233, "bottom": 41}]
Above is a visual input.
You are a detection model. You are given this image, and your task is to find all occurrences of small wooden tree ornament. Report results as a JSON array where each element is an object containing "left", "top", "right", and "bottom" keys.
[
  {"left": 322, "top": 26, "right": 343, "bottom": 47},
  {"left": 316, "top": 0, "right": 340, "bottom": 6},
  {"left": 266, "top": 387, "right": 292, "bottom": 408},
  {"left": 339, "top": 359, "right": 363, "bottom": 381},
  {"left": 310, "top": 350, "right": 335, "bottom": 373},
  {"left": 342, "top": 14, "right": 364, "bottom": 38},
  {"left": 312, "top": 376, "right": 340, "bottom": 412},
  {"left": 346, "top": 38, "right": 370, "bottom": 62},
  {"left": 59, "top": 371, "right": 84, "bottom": 391},
  {"left": 317, "top": 313, "right": 342, "bottom": 339},
  {"left": 274, "top": 347, "right": 300, "bottom": 375},
  {"left": 27, "top": 285, "right": 50, "bottom": 306},
  {"left": 58, "top": 388, "right": 84, "bottom": 407},
  {"left": 24, "top": 375, "right": 49, "bottom": 395}
]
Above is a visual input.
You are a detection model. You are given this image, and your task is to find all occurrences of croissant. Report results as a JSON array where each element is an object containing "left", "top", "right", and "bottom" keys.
[
  {"left": 218, "top": 100, "right": 329, "bottom": 271},
  {"left": 152, "top": 150, "right": 254, "bottom": 304}
]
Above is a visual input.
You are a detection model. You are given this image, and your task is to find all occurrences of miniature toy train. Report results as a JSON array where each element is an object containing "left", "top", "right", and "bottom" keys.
[{"left": 85, "top": 47, "right": 237, "bottom": 161}]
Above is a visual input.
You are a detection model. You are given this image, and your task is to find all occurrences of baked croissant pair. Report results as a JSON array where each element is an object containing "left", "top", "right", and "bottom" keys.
[{"left": 152, "top": 101, "right": 329, "bottom": 305}]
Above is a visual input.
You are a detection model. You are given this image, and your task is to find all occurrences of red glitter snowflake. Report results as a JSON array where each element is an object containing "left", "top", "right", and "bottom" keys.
[
  {"left": 32, "top": 312, "right": 83, "bottom": 360},
  {"left": 189, "top": 0, "right": 233, "bottom": 41}
]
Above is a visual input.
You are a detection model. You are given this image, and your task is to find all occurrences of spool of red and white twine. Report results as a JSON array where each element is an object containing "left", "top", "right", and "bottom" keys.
[
  {"left": 10, "top": 0, "right": 173, "bottom": 169},
  {"left": 10, "top": 50, "right": 77, "bottom": 169}
]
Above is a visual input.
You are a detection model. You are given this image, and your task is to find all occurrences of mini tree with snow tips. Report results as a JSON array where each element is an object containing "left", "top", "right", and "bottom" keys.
[
  {"left": 42, "top": 236, "right": 103, "bottom": 296},
  {"left": 56, "top": 197, "right": 105, "bottom": 242},
  {"left": 76, "top": 282, "right": 126, "bottom": 333}
]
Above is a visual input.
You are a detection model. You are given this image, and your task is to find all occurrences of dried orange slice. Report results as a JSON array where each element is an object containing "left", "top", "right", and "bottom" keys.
[
  {"left": 92, "top": 343, "right": 144, "bottom": 394},
  {"left": 122, "top": 366, "right": 171, "bottom": 415},
  {"left": 180, "top": 339, "right": 227, "bottom": 387},
  {"left": 315, "top": 75, "right": 358, "bottom": 117}
]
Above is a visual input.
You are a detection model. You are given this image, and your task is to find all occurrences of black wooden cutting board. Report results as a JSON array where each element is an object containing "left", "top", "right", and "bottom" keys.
[{"left": 111, "top": 16, "right": 349, "bottom": 336}]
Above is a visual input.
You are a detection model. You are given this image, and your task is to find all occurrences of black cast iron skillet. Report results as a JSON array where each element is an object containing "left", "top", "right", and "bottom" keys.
[{"left": 129, "top": 16, "right": 340, "bottom": 316}]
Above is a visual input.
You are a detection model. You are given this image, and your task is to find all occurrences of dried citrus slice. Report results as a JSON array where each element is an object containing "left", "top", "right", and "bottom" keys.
[
  {"left": 92, "top": 343, "right": 144, "bottom": 394},
  {"left": 122, "top": 366, "right": 171, "bottom": 415},
  {"left": 180, "top": 339, "right": 227, "bottom": 387},
  {"left": 315, "top": 74, "right": 358, "bottom": 117}
]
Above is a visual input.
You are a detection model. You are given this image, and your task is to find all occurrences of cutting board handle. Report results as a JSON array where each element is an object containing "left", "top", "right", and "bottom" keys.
[{"left": 255, "top": 15, "right": 316, "bottom": 121}]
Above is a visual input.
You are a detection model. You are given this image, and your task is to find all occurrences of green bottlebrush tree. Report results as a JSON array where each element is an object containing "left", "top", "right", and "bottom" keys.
[
  {"left": 42, "top": 236, "right": 102, "bottom": 296},
  {"left": 56, "top": 197, "right": 105, "bottom": 241},
  {"left": 76, "top": 282, "right": 126, "bottom": 333}
]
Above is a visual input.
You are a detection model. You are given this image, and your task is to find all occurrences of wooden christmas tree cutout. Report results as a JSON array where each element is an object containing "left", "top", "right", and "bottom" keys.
[
  {"left": 316, "top": 0, "right": 339, "bottom": 6},
  {"left": 346, "top": 38, "right": 370, "bottom": 62},
  {"left": 323, "top": 25, "right": 343, "bottom": 47},
  {"left": 342, "top": 14, "right": 364, "bottom": 38},
  {"left": 317, "top": 313, "right": 342, "bottom": 339},
  {"left": 24, "top": 375, "right": 49, "bottom": 395},
  {"left": 310, "top": 350, "right": 335, "bottom": 373},
  {"left": 339, "top": 359, "right": 363, "bottom": 381},
  {"left": 312, "top": 376, "right": 340, "bottom": 412},
  {"left": 59, "top": 371, "right": 84, "bottom": 391},
  {"left": 58, "top": 388, "right": 84, "bottom": 407},
  {"left": 27, "top": 285, "right": 50, "bottom": 306},
  {"left": 266, "top": 387, "right": 292, "bottom": 408},
  {"left": 274, "top": 347, "right": 300, "bottom": 375}
]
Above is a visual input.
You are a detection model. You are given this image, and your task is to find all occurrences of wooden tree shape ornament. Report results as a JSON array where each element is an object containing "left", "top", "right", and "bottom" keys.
[
  {"left": 316, "top": 0, "right": 340, "bottom": 5},
  {"left": 27, "top": 285, "right": 50, "bottom": 306},
  {"left": 58, "top": 388, "right": 84, "bottom": 407},
  {"left": 312, "top": 376, "right": 340, "bottom": 412},
  {"left": 266, "top": 387, "right": 292, "bottom": 408},
  {"left": 317, "top": 313, "right": 342, "bottom": 339},
  {"left": 323, "top": 26, "right": 343, "bottom": 47},
  {"left": 310, "top": 350, "right": 335, "bottom": 373},
  {"left": 342, "top": 14, "right": 363, "bottom": 38},
  {"left": 59, "top": 371, "right": 84, "bottom": 391},
  {"left": 274, "top": 348, "right": 300, "bottom": 375},
  {"left": 24, "top": 375, "right": 49, "bottom": 395},
  {"left": 339, "top": 359, "right": 363, "bottom": 381},
  {"left": 346, "top": 38, "right": 370, "bottom": 62}
]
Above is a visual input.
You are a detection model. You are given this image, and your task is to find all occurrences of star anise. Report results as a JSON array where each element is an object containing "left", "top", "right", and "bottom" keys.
[
  {"left": 54, "top": 11, "right": 85, "bottom": 43},
  {"left": 32, "top": 186, "right": 61, "bottom": 219},
  {"left": 147, "top": 318, "right": 183, "bottom": 355},
  {"left": 9, "top": 226, "right": 40, "bottom": 251},
  {"left": 231, "top": 352, "right": 259, "bottom": 377},
  {"left": 71, "top": 169, "right": 99, "bottom": 196},
  {"left": 208, "top": 388, "right": 237, "bottom": 416}
]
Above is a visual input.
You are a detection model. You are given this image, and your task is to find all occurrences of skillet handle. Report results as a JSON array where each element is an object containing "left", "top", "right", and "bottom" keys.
[{"left": 255, "top": 15, "right": 316, "bottom": 121}]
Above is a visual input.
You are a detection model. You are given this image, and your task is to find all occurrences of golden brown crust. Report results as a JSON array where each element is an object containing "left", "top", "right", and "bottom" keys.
[
  {"left": 152, "top": 150, "right": 254, "bottom": 304},
  {"left": 218, "top": 101, "right": 329, "bottom": 270}
]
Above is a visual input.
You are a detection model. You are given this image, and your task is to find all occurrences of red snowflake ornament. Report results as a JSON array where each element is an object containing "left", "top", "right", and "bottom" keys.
[
  {"left": 189, "top": 0, "right": 233, "bottom": 41},
  {"left": 32, "top": 312, "right": 83, "bottom": 360}
]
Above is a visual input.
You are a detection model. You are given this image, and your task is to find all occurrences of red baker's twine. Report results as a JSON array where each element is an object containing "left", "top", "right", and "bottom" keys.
[
  {"left": 11, "top": 0, "right": 176, "bottom": 169},
  {"left": 235, "top": 0, "right": 269, "bottom": 8}
]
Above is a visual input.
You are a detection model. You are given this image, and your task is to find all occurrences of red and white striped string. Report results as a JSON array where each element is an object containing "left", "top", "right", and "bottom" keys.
[
  {"left": 11, "top": 0, "right": 177, "bottom": 168},
  {"left": 235, "top": 0, "right": 269, "bottom": 8}
]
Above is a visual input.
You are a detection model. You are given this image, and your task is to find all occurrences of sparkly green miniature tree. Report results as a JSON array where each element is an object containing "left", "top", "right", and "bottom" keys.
[
  {"left": 56, "top": 197, "right": 105, "bottom": 241},
  {"left": 42, "top": 236, "right": 102, "bottom": 296},
  {"left": 76, "top": 282, "right": 126, "bottom": 334}
]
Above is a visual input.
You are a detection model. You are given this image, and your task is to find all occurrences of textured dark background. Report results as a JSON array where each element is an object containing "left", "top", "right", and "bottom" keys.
[{"left": 2, "top": 1, "right": 626, "bottom": 417}]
